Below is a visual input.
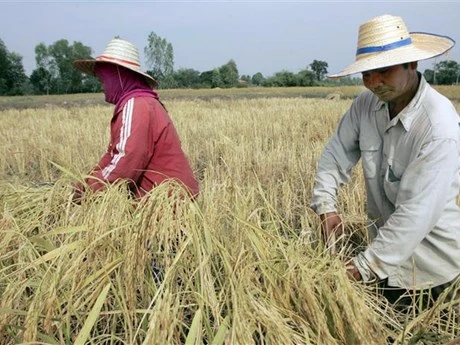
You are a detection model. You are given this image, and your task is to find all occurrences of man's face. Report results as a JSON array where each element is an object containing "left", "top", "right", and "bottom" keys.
[{"left": 361, "top": 63, "right": 416, "bottom": 103}]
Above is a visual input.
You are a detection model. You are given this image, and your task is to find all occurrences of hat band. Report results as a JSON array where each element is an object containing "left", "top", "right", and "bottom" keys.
[
  {"left": 356, "top": 37, "right": 412, "bottom": 56},
  {"left": 97, "top": 55, "right": 141, "bottom": 68}
]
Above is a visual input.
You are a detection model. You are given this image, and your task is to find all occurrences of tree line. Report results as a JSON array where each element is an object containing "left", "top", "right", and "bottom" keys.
[{"left": 0, "top": 33, "right": 459, "bottom": 96}]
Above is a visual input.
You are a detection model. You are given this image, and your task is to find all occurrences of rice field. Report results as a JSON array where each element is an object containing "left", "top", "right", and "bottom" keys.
[{"left": 0, "top": 87, "right": 459, "bottom": 344}]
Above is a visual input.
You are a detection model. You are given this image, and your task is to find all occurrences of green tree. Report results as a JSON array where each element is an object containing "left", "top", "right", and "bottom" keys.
[
  {"left": 50, "top": 39, "right": 93, "bottom": 93},
  {"left": 218, "top": 59, "right": 239, "bottom": 88},
  {"left": 0, "top": 39, "right": 9, "bottom": 94},
  {"left": 172, "top": 68, "right": 201, "bottom": 88},
  {"left": 80, "top": 73, "right": 102, "bottom": 93},
  {"left": 199, "top": 70, "right": 214, "bottom": 88},
  {"left": 423, "top": 69, "right": 435, "bottom": 84},
  {"left": 30, "top": 67, "right": 54, "bottom": 95},
  {"left": 251, "top": 72, "right": 264, "bottom": 86},
  {"left": 50, "top": 40, "right": 73, "bottom": 93},
  {"left": 50, "top": 39, "right": 72, "bottom": 93},
  {"left": 265, "top": 70, "right": 297, "bottom": 87},
  {"left": 0, "top": 38, "right": 28, "bottom": 95},
  {"left": 32, "top": 40, "right": 93, "bottom": 94},
  {"left": 309, "top": 59, "right": 328, "bottom": 81},
  {"left": 296, "top": 69, "right": 315, "bottom": 86},
  {"left": 240, "top": 75, "right": 251, "bottom": 83},
  {"left": 211, "top": 68, "right": 223, "bottom": 88},
  {"left": 6, "top": 52, "right": 28, "bottom": 95},
  {"left": 144, "top": 32, "right": 174, "bottom": 87},
  {"left": 218, "top": 60, "right": 238, "bottom": 88},
  {"left": 33, "top": 43, "right": 56, "bottom": 94},
  {"left": 433, "top": 60, "right": 459, "bottom": 85},
  {"left": 69, "top": 41, "right": 94, "bottom": 92}
]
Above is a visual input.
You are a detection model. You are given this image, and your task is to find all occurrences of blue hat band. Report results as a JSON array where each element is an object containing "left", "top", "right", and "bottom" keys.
[{"left": 356, "top": 37, "right": 412, "bottom": 56}]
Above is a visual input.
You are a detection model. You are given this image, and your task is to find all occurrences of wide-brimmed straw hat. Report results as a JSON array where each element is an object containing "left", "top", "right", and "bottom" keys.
[
  {"left": 329, "top": 14, "right": 455, "bottom": 78},
  {"left": 73, "top": 38, "right": 157, "bottom": 87}
]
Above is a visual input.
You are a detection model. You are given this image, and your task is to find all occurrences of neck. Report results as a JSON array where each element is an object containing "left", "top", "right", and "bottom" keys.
[{"left": 388, "top": 72, "right": 420, "bottom": 119}]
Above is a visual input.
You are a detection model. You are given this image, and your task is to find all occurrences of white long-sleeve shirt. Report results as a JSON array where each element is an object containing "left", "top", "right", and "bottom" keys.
[{"left": 311, "top": 76, "right": 460, "bottom": 289}]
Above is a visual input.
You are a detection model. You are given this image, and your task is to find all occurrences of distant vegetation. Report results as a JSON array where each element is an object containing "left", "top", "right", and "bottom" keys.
[{"left": 1, "top": 32, "right": 459, "bottom": 96}]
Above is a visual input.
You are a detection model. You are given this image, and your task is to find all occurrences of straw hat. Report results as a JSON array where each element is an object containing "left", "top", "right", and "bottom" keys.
[
  {"left": 73, "top": 38, "right": 157, "bottom": 87},
  {"left": 329, "top": 14, "right": 455, "bottom": 78}
]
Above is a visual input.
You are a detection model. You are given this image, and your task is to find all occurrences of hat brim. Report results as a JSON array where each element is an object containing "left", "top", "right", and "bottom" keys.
[
  {"left": 328, "top": 32, "right": 455, "bottom": 78},
  {"left": 73, "top": 59, "right": 158, "bottom": 88}
]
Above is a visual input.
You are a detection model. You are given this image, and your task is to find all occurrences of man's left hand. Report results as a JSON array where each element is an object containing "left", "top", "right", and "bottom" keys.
[{"left": 345, "top": 261, "right": 362, "bottom": 281}]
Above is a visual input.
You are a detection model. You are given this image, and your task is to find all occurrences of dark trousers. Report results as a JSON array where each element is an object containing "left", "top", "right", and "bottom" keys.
[{"left": 379, "top": 276, "right": 460, "bottom": 312}]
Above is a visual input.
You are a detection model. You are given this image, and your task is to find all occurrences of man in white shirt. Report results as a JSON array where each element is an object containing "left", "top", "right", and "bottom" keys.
[{"left": 311, "top": 14, "right": 460, "bottom": 307}]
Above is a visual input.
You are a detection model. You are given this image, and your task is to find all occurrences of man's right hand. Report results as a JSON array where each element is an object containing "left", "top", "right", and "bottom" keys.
[{"left": 319, "top": 212, "right": 344, "bottom": 249}]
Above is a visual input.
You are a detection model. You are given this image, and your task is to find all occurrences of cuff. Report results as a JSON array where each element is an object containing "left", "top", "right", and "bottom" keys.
[
  {"left": 353, "top": 253, "right": 379, "bottom": 283},
  {"left": 310, "top": 200, "right": 337, "bottom": 215},
  {"left": 85, "top": 176, "right": 107, "bottom": 192}
]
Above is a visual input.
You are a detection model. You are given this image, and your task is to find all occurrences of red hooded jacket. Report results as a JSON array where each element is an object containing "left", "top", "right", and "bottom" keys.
[{"left": 84, "top": 64, "right": 199, "bottom": 199}]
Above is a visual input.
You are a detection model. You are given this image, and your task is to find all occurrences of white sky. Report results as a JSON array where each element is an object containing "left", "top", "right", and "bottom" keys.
[{"left": 1, "top": 0, "right": 459, "bottom": 78}]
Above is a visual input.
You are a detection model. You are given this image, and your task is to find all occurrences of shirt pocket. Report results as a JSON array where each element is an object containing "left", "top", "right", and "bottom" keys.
[
  {"left": 386, "top": 158, "right": 406, "bottom": 181},
  {"left": 383, "top": 159, "right": 406, "bottom": 204},
  {"left": 360, "top": 138, "right": 381, "bottom": 179}
]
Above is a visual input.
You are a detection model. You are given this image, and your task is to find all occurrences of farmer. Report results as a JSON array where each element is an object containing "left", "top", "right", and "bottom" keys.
[
  {"left": 72, "top": 38, "right": 199, "bottom": 202},
  {"left": 311, "top": 14, "right": 460, "bottom": 307}
]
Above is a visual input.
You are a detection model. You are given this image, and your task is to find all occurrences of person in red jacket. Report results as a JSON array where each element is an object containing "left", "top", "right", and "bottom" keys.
[{"left": 72, "top": 38, "right": 199, "bottom": 201}]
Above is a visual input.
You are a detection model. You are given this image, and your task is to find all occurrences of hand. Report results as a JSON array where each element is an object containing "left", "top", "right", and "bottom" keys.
[
  {"left": 319, "top": 212, "right": 343, "bottom": 246},
  {"left": 345, "top": 260, "right": 362, "bottom": 281},
  {"left": 72, "top": 183, "right": 84, "bottom": 205}
]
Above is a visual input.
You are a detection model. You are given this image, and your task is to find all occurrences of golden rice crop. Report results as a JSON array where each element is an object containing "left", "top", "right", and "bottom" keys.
[{"left": 0, "top": 90, "right": 459, "bottom": 344}]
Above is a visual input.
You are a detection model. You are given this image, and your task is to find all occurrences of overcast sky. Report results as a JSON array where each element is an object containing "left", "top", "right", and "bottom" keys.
[{"left": 1, "top": 0, "right": 459, "bottom": 78}]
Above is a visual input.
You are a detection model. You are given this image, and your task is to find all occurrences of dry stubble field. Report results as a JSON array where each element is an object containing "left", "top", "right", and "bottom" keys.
[{"left": 0, "top": 86, "right": 459, "bottom": 344}]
